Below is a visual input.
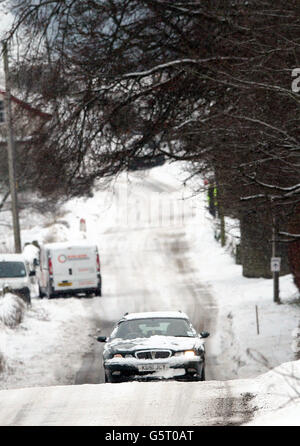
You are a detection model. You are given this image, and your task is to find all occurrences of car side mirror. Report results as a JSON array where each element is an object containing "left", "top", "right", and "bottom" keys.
[
  {"left": 97, "top": 336, "right": 107, "bottom": 343},
  {"left": 29, "top": 270, "right": 36, "bottom": 277},
  {"left": 200, "top": 331, "right": 210, "bottom": 339}
]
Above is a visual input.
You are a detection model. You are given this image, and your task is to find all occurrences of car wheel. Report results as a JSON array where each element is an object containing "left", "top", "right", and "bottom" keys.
[
  {"left": 200, "top": 366, "right": 205, "bottom": 381},
  {"left": 105, "top": 371, "right": 120, "bottom": 383},
  {"left": 21, "top": 288, "right": 31, "bottom": 305}
]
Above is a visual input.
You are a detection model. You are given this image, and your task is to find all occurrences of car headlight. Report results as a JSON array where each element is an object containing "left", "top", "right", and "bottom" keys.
[
  {"left": 113, "top": 353, "right": 133, "bottom": 358},
  {"left": 174, "top": 350, "right": 196, "bottom": 358},
  {"left": 184, "top": 350, "right": 196, "bottom": 358}
]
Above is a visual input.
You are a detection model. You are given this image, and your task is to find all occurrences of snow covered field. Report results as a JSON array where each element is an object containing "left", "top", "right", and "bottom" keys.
[{"left": 0, "top": 162, "right": 299, "bottom": 425}]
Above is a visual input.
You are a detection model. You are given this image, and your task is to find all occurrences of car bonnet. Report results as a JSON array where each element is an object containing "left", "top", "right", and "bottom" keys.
[{"left": 105, "top": 335, "right": 204, "bottom": 354}]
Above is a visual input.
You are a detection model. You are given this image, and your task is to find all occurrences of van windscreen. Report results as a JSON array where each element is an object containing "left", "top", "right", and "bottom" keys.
[{"left": 0, "top": 261, "right": 26, "bottom": 278}]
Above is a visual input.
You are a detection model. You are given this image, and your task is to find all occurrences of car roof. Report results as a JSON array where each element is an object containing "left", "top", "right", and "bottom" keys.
[
  {"left": 0, "top": 253, "right": 27, "bottom": 262},
  {"left": 121, "top": 311, "right": 190, "bottom": 322},
  {"left": 43, "top": 242, "right": 98, "bottom": 250}
]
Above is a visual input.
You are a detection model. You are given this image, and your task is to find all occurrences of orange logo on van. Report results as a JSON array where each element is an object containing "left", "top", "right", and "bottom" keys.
[
  {"left": 68, "top": 255, "right": 89, "bottom": 260},
  {"left": 58, "top": 254, "right": 89, "bottom": 263},
  {"left": 58, "top": 255, "right": 67, "bottom": 263}
]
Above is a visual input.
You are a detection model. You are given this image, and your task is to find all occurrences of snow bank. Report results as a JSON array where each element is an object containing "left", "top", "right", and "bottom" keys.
[
  {"left": 246, "top": 360, "right": 300, "bottom": 425},
  {"left": 248, "top": 401, "right": 300, "bottom": 426},
  {"left": 183, "top": 188, "right": 300, "bottom": 380},
  {"left": 0, "top": 292, "right": 27, "bottom": 375},
  {"left": 0, "top": 297, "right": 98, "bottom": 389},
  {"left": 0, "top": 293, "right": 26, "bottom": 328},
  {"left": 256, "top": 360, "right": 300, "bottom": 404},
  {"left": 0, "top": 350, "right": 5, "bottom": 373}
]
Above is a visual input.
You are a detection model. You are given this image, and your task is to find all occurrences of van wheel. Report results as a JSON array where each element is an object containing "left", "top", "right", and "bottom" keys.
[
  {"left": 45, "top": 284, "right": 52, "bottom": 299},
  {"left": 95, "top": 284, "right": 102, "bottom": 297}
]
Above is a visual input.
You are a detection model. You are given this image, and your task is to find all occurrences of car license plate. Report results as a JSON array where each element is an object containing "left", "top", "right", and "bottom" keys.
[
  {"left": 58, "top": 282, "right": 72, "bottom": 287},
  {"left": 138, "top": 363, "right": 169, "bottom": 372}
]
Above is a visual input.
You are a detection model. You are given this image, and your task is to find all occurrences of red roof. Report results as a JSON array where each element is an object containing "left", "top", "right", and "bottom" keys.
[{"left": 0, "top": 89, "right": 52, "bottom": 120}]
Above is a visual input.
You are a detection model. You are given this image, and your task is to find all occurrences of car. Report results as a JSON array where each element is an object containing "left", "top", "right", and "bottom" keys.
[
  {"left": 0, "top": 253, "right": 36, "bottom": 304},
  {"left": 97, "top": 311, "right": 210, "bottom": 383}
]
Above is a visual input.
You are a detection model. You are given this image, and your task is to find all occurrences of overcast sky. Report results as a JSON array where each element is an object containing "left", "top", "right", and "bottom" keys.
[
  {"left": 0, "top": 1, "right": 13, "bottom": 35},
  {"left": 0, "top": 3, "right": 14, "bottom": 85}
]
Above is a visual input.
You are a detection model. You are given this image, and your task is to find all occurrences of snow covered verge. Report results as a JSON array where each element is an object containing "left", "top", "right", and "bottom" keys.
[
  {"left": 245, "top": 359, "right": 300, "bottom": 425},
  {"left": 151, "top": 164, "right": 300, "bottom": 424},
  {"left": 0, "top": 293, "right": 102, "bottom": 390},
  {"left": 0, "top": 290, "right": 27, "bottom": 327},
  {"left": 0, "top": 291, "right": 27, "bottom": 375},
  {"left": 184, "top": 187, "right": 300, "bottom": 381}
]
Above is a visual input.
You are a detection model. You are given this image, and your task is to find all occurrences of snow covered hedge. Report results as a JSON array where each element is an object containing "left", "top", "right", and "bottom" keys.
[
  {"left": 0, "top": 292, "right": 26, "bottom": 328},
  {"left": 0, "top": 292, "right": 27, "bottom": 374},
  {"left": 0, "top": 351, "right": 5, "bottom": 373}
]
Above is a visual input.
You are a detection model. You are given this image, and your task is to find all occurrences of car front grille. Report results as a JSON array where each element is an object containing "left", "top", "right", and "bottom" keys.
[{"left": 135, "top": 350, "right": 172, "bottom": 360}]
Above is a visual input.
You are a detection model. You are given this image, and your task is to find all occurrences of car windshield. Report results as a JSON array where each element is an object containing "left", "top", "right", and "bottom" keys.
[
  {"left": 112, "top": 318, "right": 196, "bottom": 340},
  {"left": 0, "top": 261, "right": 27, "bottom": 278}
]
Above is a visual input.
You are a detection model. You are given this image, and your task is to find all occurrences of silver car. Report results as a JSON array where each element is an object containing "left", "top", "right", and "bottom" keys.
[{"left": 97, "top": 311, "right": 210, "bottom": 383}]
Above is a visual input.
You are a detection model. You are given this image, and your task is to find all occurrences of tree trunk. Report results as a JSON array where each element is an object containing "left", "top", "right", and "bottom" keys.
[{"left": 240, "top": 212, "right": 290, "bottom": 278}]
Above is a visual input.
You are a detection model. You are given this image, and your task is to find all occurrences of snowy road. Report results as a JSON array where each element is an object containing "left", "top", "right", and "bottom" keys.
[
  {"left": 0, "top": 379, "right": 257, "bottom": 426},
  {"left": 44, "top": 166, "right": 255, "bottom": 426},
  {"left": 1, "top": 164, "right": 299, "bottom": 425},
  {"left": 74, "top": 169, "right": 220, "bottom": 385},
  {"left": 75, "top": 227, "right": 219, "bottom": 384}
]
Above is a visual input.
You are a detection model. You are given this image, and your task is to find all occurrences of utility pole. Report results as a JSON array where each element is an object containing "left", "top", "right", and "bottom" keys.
[
  {"left": 271, "top": 211, "right": 280, "bottom": 304},
  {"left": 2, "top": 40, "right": 22, "bottom": 253},
  {"left": 214, "top": 174, "right": 226, "bottom": 247}
]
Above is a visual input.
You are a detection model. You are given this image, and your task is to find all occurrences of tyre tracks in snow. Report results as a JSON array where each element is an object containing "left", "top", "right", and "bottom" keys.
[{"left": 73, "top": 171, "right": 257, "bottom": 425}]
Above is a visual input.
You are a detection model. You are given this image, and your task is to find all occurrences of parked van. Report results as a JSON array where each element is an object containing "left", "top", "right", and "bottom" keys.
[
  {"left": 37, "top": 242, "right": 102, "bottom": 298},
  {"left": 0, "top": 253, "right": 35, "bottom": 303}
]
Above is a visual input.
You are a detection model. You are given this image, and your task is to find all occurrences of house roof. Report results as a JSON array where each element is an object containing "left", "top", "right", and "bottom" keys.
[{"left": 0, "top": 89, "right": 52, "bottom": 120}]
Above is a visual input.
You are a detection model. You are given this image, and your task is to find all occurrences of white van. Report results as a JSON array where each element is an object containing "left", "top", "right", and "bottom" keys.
[
  {"left": 0, "top": 253, "right": 35, "bottom": 303},
  {"left": 37, "top": 242, "right": 102, "bottom": 298}
]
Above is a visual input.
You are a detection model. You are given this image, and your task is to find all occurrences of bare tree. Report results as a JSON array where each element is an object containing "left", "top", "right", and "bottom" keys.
[
  {"left": 4, "top": 1, "right": 300, "bottom": 279},
  {"left": 3, "top": 1, "right": 299, "bottom": 193}
]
